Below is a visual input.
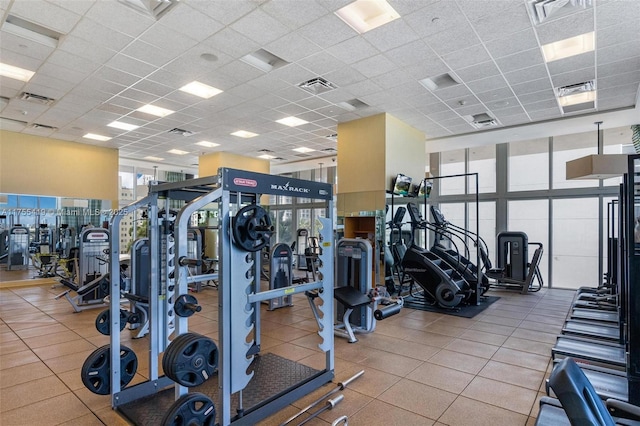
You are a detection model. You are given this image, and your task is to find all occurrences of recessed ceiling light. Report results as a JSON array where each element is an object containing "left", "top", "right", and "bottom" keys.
[
  {"left": 258, "top": 154, "right": 276, "bottom": 160},
  {"left": 240, "top": 49, "right": 288, "bottom": 73},
  {"left": 231, "top": 130, "right": 258, "bottom": 138},
  {"left": 167, "top": 149, "right": 188, "bottom": 155},
  {"left": 83, "top": 133, "right": 111, "bottom": 141},
  {"left": 196, "top": 141, "right": 220, "bottom": 148},
  {"left": 0, "top": 62, "right": 35, "bottom": 82},
  {"left": 335, "top": 0, "right": 400, "bottom": 34},
  {"left": 179, "top": 81, "right": 223, "bottom": 99},
  {"left": 276, "top": 116, "right": 309, "bottom": 127},
  {"left": 293, "top": 147, "right": 315, "bottom": 153},
  {"left": 136, "top": 104, "right": 175, "bottom": 117},
  {"left": 144, "top": 156, "right": 164, "bottom": 161},
  {"left": 558, "top": 91, "right": 596, "bottom": 107},
  {"left": 107, "top": 120, "right": 139, "bottom": 131},
  {"left": 541, "top": 32, "right": 594, "bottom": 63}
]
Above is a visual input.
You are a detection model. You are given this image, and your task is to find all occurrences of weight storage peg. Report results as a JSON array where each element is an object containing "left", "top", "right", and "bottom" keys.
[{"left": 174, "top": 294, "right": 201, "bottom": 318}]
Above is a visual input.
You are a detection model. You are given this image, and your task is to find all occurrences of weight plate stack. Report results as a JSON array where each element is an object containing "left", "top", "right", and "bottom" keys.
[
  {"left": 95, "top": 309, "right": 128, "bottom": 335},
  {"left": 161, "top": 392, "right": 216, "bottom": 426},
  {"left": 81, "top": 345, "right": 138, "bottom": 395},
  {"left": 162, "top": 333, "right": 218, "bottom": 387}
]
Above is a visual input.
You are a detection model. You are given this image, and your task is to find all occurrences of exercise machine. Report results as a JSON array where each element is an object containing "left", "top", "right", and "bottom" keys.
[
  {"left": 485, "top": 231, "right": 544, "bottom": 293},
  {"left": 7, "top": 225, "right": 29, "bottom": 271},
  {"left": 265, "top": 242, "right": 294, "bottom": 310}
]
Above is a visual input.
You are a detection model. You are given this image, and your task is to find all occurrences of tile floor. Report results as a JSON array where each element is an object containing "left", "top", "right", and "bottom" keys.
[{"left": 0, "top": 281, "right": 576, "bottom": 425}]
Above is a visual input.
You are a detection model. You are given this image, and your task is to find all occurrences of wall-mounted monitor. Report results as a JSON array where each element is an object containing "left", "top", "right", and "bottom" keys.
[{"left": 392, "top": 173, "right": 412, "bottom": 196}]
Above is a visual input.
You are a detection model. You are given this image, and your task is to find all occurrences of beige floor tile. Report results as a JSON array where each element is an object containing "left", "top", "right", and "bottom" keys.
[
  {"left": 23, "top": 330, "right": 81, "bottom": 349},
  {"left": 486, "top": 308, "right": 529, "bottom": 320},
  {"left": 0, "top": 350, "right": 40, "bottom": 370},
  {"left": 502, "top": 337, "right": 553, "bottom": 357},
  {"left": 349, "top": 400, "right": 435, "bottom": 425},
  {"left": 0, "top": 361, "right": 53, "bottom": 389},
  {"left": 372, "top": 322, "right": 414, "bottom": 340},
  {"left": 316, "top": 388, "right": 373, "bottom": 423},
  {"left": 0, "top": 331, "right": 20, "bottom": 343},
  {"left": 461, "top": 376, "right": 538, "bottom": 415},
  {"left": 0, "top": 375, "right": 69, "bottom": 412},
  {"left": 1, "top": 393, "right": 90, "bottom": 425},
  {"left": 403, "top": 329, "right": 456, "bottom": 348},
  {"left": 476, "top": 314, "right": 522, "bottom": 327},
  {"left": 530, "top": 391, "right": 546, "bottom": 418},
  {"left": 57, "top": 413, "right": 105, "bottom": 426},
  {"left": 458, "top": 329, "right": 509, "bottom": 346},
  {"left": 352, "top": 347, "right": 423, "bottom": 377},
  {"left": 445, "top": 338, "right": 499, "bottom": 359},
  {"left": 478, "top": 360, "right": 545, "bottom": 390},
  {"left": 6, "top": 319, "right": 59, "bottom": 331},
  {"left": 491, "top": 347, "right": 551, "bottom": 372},
  {"left": 94, "top": 406, "right": 132, "bottom": 425},
  {"left": 439, "top": 396, "right": 529, "bottom": 426},
  {"left": 379, "top": 378, "right": 457, "bottom": 420},
  {"left": 43, "top": 349, "right": 96, "bottom": 374},
  {"left": 0, "top": 339, "right": 29, "bottom": 355},
  {"left": 14, "top": 323, "right": 69, "bottom": 339},
  {"left": 517, "top": 321, "right": 562, "bottom": 335},
  {"left": 73, "top": 387, "right": 113, "bottom": 411},
  {"left": 424, "top": 322, "right": 468, "bottom": 337},
  {"left": 428, "top": 349, "right": 489, "bottom": 375},
  {"left": 526, "top": 416, "right": 537, "bottom": 426},
  {"left": 359, "top": 334, "right": 440, "bottom": 361},
  {"left": 409, "top": 362, "right": 475, "bottom": 394},
  {"left": 32, "top": 338, "right": 96, "bottom": 360},
  {"left": 267, "top": 343, "right": 319, "bottom": 361},
  {"left": 345, "top": 367, "right": 401, "bottom": 398},
  {"left": 57, "top": 369, "right": 86, "bottom": 391},
  {"left": 510, "top": 328, "right": 558, "bottom": 344}
]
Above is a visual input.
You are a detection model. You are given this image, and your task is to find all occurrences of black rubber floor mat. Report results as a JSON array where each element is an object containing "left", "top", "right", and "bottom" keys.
[{"left": 402, "top": 295, "right": 500, "bottom": 318}]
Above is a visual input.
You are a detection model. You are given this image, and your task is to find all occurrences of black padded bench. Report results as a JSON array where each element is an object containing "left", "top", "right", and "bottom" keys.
[{"left": 334, "top": 286, "right": 371, "bottom": 343}]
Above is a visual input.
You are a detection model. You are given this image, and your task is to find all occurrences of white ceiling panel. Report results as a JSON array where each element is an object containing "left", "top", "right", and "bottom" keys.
[{"left": 0, "top": 1, "right": 636, "bottom": 167}]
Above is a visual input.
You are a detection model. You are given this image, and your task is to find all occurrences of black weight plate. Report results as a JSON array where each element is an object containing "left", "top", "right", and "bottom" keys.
[
  {"left": 81, "top": 345, "right": 138, "bottom": 395},
  {"left": 174, "top": 294, "right": 200, "bottom": 318},
  {"left": 232, "top": 205, "right": 273, "bottom": 252},
  {"left": 161, "top": 392, "right": 216, "bottom": 426},
  {"left": 163, "top": 333, "right": 218, "bottom": 387},
  {"left": 95, "top": 309, "right": 128, "bottom": 336}
]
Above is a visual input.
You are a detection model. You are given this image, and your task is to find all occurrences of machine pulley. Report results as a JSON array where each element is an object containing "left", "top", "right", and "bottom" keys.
[{"left": 232, "top": 204, "right": 274, "bottom": 252}]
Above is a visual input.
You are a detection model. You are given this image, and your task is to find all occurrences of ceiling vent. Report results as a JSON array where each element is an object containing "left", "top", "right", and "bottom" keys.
[
  {"left": 336, "top": 99, "right": 368, "bottom": 111},
  {"left": 556, "top": 80, "right": 595, "bottom": 97},
  {"left": 168, "top": 128, "right": 194, "bottom": 136},
  {"left": 31, "top": 123, "right": 57, "bottom": 130},
  {"left": 527, "top": 0, "right": 592, "bottom": 25},
  {"left": 20, "top": 92, "right": 56, "bottom": 105},
  {"left": 322, "top": 147, "right": 337, "bottom": 152},
  {"left": 240, "top": 49, "right": 288, "bottom": 73},
  {"left": 468, "top": 113, "right": 499, "bottom": 129},
  {"left": 298, "top": 77, "right": 337, "bottom": 95},
  {"left": 295, "top": 153, "right": 312, "bottom": 158},
  {"left": 258, "top": 149, "right": 274, "bottom": 153},
  {"left": 325, "top": 134, "right": 338, "bottom": 142},
  {"left": 3, "top": 15, "right": 62, "bottom": 48},
  {"left": 556, "top": 80, "right": 596, "bottom": 113},
  {"left": 118, "top": 0, "right": 180, "bottom": 20},
  {"left": 419, "top": 73, "right": 462, "bottom": 91}
]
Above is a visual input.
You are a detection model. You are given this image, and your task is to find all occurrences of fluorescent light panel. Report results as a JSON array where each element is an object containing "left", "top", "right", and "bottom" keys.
[
  {"left": 144, "top": 156, "right": 164, "bottom": 161},
  {"left": 258, "top": 154, "right": 276, "bottom": 160},
  {"left": 276, "top": 116, "right": 309, "bottom": 127},
  {"left": 167, "top": 149, "right": 188, "bottom": 155},
  {"left": 542, "top": 32, "right": 595, "bottom": 63},
  {"left": 335, "top": 0, "right": 400, "bottom": 34},
  {"left": 108, "top": 121, "right": 139, "bottom": 131},
  {"left": 196, "top": 141, "right": 220, "bottom": 148},
  {"left": 136, "top": 104, "right": 175, "bottom": 117},
  {"left": 0, "top": 62, "right": 35, "bottom": 82},
  {"left": 179, "top": 81, "right": 223, "bottom": 99},
  {"left": 293, "top": 147, "right": 315, "bottom": 153},
  {"left": 558, "top": 90, "right": 596, "bottom": 106},
  {"left": 231, "top": 130, "right": 258, "bottom": 138},
  {"left": 83, "top": 133, "right": 111, "bottom": 141}
]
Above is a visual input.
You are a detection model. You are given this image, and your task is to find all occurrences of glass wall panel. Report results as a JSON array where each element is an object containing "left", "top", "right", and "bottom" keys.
[
  {"left": 312, "top": 208, "right": 326, "bottom": 237},
  {"left": 508, "top": 199, "right": 549, "bottom": 286},
  {"left": 274, "top": 209, "right": 293, "bottom": 245},
  {"left": 509, "top": 138, "right": 549, "bottom": 191},
  {"left": 297, "top": 208, "right": 312, "bottom": 236},
  {"left": 439, "top": 149, "right": 465, "bottom": 195},
  {"left": 553, "top": 131, "right": 598, "bottom": 189},
  {"left": 468, "top": 201, "right": 496, "bottom": 266},
  {"left": 552, "top": 198, "right": 599, "bottom": 289},
  {"left": 468, "top": 145, "right": 496, "bottom": 193},
  {"left": 603, "top": 126, "right": 632, "bottom": 187}
]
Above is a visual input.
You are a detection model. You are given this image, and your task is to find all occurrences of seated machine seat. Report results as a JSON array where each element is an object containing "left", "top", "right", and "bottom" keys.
[{"left": 334, "top": 286, "right": 372, "bottom": 343}]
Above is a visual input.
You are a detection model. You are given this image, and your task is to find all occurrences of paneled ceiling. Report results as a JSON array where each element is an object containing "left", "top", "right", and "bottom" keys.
[{"left": 0, "top": 0, "right": 638, "bottom": 169}]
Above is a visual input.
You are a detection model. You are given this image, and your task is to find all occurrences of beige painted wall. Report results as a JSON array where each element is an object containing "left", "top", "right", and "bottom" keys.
[
  {"left": 0, "top": 130, "right": 118, "bottom": 204},
  {"left": 385, "top": 114, "right": 426, "bottom": 186},
  {"left": 199, "top": 151, "right": 269, "bottom": 177}
]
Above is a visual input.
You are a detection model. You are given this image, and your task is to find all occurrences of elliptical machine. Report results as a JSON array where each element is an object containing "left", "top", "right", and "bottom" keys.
[{"left": 401, "top": 203, "right": 473, "bottom": 308}]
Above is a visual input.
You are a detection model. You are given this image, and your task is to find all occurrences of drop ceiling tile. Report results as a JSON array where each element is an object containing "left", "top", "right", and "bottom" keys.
[
  {"left": 297, "top": 13, "right": 356, "bottom": 49},
  {"left": 510, "top": 77, "right": 553, "bottom": 96},
  {"left": 351, "top": 55, "right": 397, "bottom": 79},
  {"left": 202, "top": 27, "right": 260, "bottom": 59},
  {"left": 0, "top": 86, "right": 20, "bottom": 99},
  {"left": 324, "top": 67, "right": 366, "bottom": 87},
  {"left": 58, "top": 35, "right": 117, "bottom": 64},
  {"left": 518, "top": 89, "right": 556, "bottom": 105},
  {"left": 269, "top": 64, "right": 316, "bottom": 85},
  {"left": 0, "top": 48, "right": 44, "bottom": 72},
  {"left": 71, "top": 18, "right": 134, "bottom": 52},
  {"left": 484, "top": 28, "right": 539, "bottom": 59},
  {"left": 277, "top": 86, "right": 314, "bottom": 103},
  {"left": 46, "top": 0, "right": 95, "bottom": 14},
  {"left": 439, "top": 116, "right": 472, "bottom": 127},
  {"left": 492, "top": 105, "right": 526, "bottom": 117},
  {"left": 246, "top": 74, "right": 292, "bottom": 93},
  {"left": 433, "top": 84, "right": 475, "bottom": 101},
  {"left": 27, "top": 73, "right": 75, "bottom": 92},
  {"left": 326, "top": 36, "right": 379, "bottom": 65},
  {"left": 370, "top": 69, "right": 414, "bottom": 90},
  {"left": 475, "top": 87, "right": 514, "bottom": 103},
  {"left": 212, "top": 60, "right": 265, "bottom": 86},
  {"left": 362, "top": 18, "right": 420, "bottom": 53},
  {"left": 499, "top": 113, "right": 531, "bottom": 126},
  {"left": 261, "top": 0, "right": 328, "bottom": 29},
  {"left": 21, "top": 83, "right": 64, "bottom": 101},
  {"left": 484, "top": 97, "right": 519, "bottom": 111},
  {"left": 189, "top": 0, "right": 258, "bottom": 26},
  {"left": 405, "top": 0, "right": 467, "bottom": 38},
  {"left": 597, "top": 93, "right": 637, "bottom": 110},
  {"left": 598, "top": 71, "right": 640, "bottom": 90},
  {"left": 535, "top": 9, "right": 594, "bottom": 45},
  {"left": 442, "top": 44, "right": 491, "bottom": 70},
  {"left": 295, "top": 96, "right": 332, "bottom": 111},
  {"left": 404, "top": 59, "right": 451, "bottom": 80},
  {"left": 426, "top": 24, "right": 481, "bottom": 56},
  {"left": 448, "top": 123, "right": 479, "bottom": 133},
  {"left": 471, "top": 4, "right": 532, "bottom": 41},
  {"left": 384, "top": 39, "right": 438, "bottom": 68},
  {"left": 342, "top": 79, "right": 383, "bottom": 97},
  {"left": 119, "top": 88, "right": 159, "bottom": 105},
  {"left": 82, "top": 78, "right": 127, "bottom": 96},
  {"left": 139, "top": 24, "right": 199, "bottom": 57},
  {"left": 46, "top": 49, "right": 101, "bottom": 76},
  {"left": 504, "top": 64, "right": 550, "bottom": 85},
  {"left": 297, "top": 51, "right": 346, "bottom": 76},
  {"left": 598, "top": 40, "right": 640, "bottom": 65},
  {"left": 230, "top": 8, "right": 293, "bottom": 45},
  {"left": 597, "top": 22, "right": 636, "bottom": 49},
  {"left": 444, "top": 95, "right": 481, "bottom": 110},
  {"left": 121, "top": 40, "right": 176, "bottom": 68},
  {"left": 597, "top": 56, "right": 640, "bottom": 79},
  {"left": 455, "top": 61, "right": 501, "bottom": 82},
  {"left": 158, "top": 4, "right": 224, "bottom": 42},
  {"left": 265, "top": 33, "right": 322, "bottom": 63},
  {"left": 9, "top": 0, "right": 81, "bottom": 33},
  {"left": 456, "top": 0, "right": 517, "bottom": 21},
  {"left": 427, "top": 109, "right": 460, "bottom": 122},
  {"left": 528, "top": 108, "right": 562, "bottom": 121},
  {"left": 495, "top": 48, "right": 545, "bottom": 73},
  {"left": 0, "top": 31, "right": 56, "bottom": 61},
  {"left": 550, "top": 67, "right": 595, "bottom": 88},
  {"left": 106, "top": 54, "right": 157, "bottom": 79},
  {"left": 275, "top": 103, "right": 309, "bottom": 116},
  {"left": 596, "top": 0, "right": 640, "bottom": 28},
  {"left": 84, "top": 1, "right": 155, "bottom": 37},
  {"left": 132, "top": 80, "right": 174, "bottom": 98},
  {"left": 547, "top": 51, "right": 594, "bottom": 75},
  {"left": 465, "top": 75, "right": 509, "bottom": 93},
  {"left": 524, "top": 99, "right": 559, "bottom": 112}
]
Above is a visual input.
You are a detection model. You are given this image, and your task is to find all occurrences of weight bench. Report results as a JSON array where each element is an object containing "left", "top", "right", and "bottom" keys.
[{"left": 334, "top": 286, "right": 373, "bottom": 343}]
